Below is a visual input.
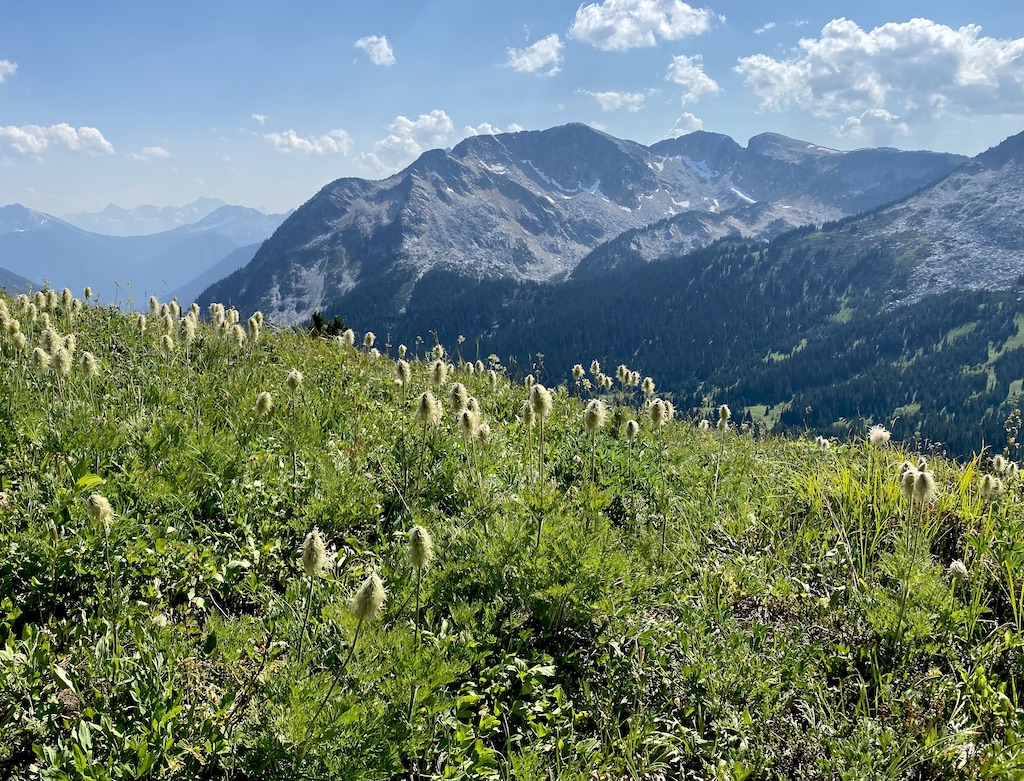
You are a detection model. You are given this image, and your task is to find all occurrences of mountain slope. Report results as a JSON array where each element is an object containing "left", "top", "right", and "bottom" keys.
[
  {"left": 200, "top": 124, "right": 966, "bottom": 323},
  {"left": 61, "top": 197, "right": 227, "bottom": 235}
]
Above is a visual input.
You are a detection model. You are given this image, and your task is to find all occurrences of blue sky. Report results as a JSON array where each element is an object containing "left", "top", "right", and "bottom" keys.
[{"left": 2, "top": 0, "right": 1021, "bottom": 217}]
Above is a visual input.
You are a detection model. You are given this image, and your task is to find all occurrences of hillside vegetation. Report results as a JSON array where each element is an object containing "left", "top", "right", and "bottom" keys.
[{"left": 1, "top": 289, "right": 1023, "bottom": 780}]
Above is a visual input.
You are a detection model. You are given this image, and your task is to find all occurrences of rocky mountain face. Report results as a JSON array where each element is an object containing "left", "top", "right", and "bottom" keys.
[
  {"left": 199, "top": 124, "right": 966, "bottom": 322},
  {"left": 0, "top": 204, "right": 287, "bottom": 305}
]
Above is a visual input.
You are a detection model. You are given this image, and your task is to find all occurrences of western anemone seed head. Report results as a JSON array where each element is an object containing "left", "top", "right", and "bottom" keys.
[
  {"left": 53, "top": 348, "right": 72, "bottom": 377},
  {"left": 159, "top": 303, "right": 170, "bottom": 318},
  {"left": 34, "top": 291, "right": 46, "bottom": 309},
  {"left": 602, "top": 375, "right": 613, "bottom": 392},
  {"left": 629, "top": 371, "right": 640, "bottom": 387},
  {"left": 13, "top": 332, "right": 27, "bottom": 352},
  {"left": 363, "top": 331, "right": 376, "bottom": 348},
  {"left": 248, "top": 316, "right": 260, "bottom": 341},
  {"left": 226, "top": 308, "right": 239, "bottom": 326},
  {"left": 642, "top": 376, "right": 655, "bottom": 397},
  {"left": 255, "top": 391, "right": 274, "bottom": 416},
  {"left": 169, "top": 300, "right": 180, "bottom": 318},
  {"left": 71, "top": 299, "right": 82, "bottom": 314},
  {"left": 664, "top": 401, "right": 676, "bottom": 422},
  {"left": 86, "top": 493, "right": 114, "bottom": 531},
  {"left": 993, "top": 455, "right": 1008, "bottom": 474},
  {"left": 465, "top": 396, "right": 481, "bottom": 420},
  {"left": 350, "top": 572, "right": 387, "bottom": 622},
  {"left": 1008, "top": 463, "right": 1020, "bottom": 479},
  {"left": 286, "top": 368, "right": 303, "bottom": 393},
  {"left": 530, "top": 383, "right": 552, "bottom": 419},
  {"left": 476, "top": 359, "right": 485, "bottom": 375},
  {"left": 160, "top": 334, "right": 175, "bottom": 356},
  {"left": 617, "top": 365, "right": 628, "bottom": 384},
  {"left": 80, "top": 351, "right": 99, "bottom": 378},
  {"left": 84, "top": 286, "right": 93, "bottom": 301},
  {"left": 981, "top": 474, "right": 1005, "bottom": 500},
  {"left": 816, "top": 435, "right": 831, "bottom": 450},
  {"left": 698, "top": 419, "right": 711, "bottom": 432},
  {"left": 149, "top": 296, "right": 159, "bottom": 315},
  {"left": 45, "top": 290, "right": 58, "bottom": 309},
  {"left": 370, "top": 347, "right": 381, "bottom": 359},
  {"left": 430, "top": 359, "right": 447, "bottom": 387},
  {"left": 5, "top": 318, "right": 19, "bottom": 336},
  {"left": 476, "top": 421, "right": 492, "bottom": 444},
  {"left": 584, "top": 399, "right": 607, "bottom": 434},
  {"left": 463, "top": 361, "right": 474, "bottom": 376},
  {"left": 39, "top": 327, "right": 58, "bottom": 352},
  {"left": 190, "top": 302, "right": 200, "bottom": 319},
  {"left": 30, "top": 347, "right": 51, "bottom": 374},
  {"left": 913, "top": 470, "right": 937, "bottom": 503},
  {"left": 458, "top": 408, "right": 478, "bottom": 441},
  {"left": 301, "top": 527, "right": 328, "bottom": 577},
  {"left": 180, "top": 316, "right": 197, "bottom": 344},
  {"left": 590, "top": 360, "right": 601, "bottom": 377},
  {"left": 136, "top": 314, "right": 147, "bottom": 334},
  {"left": 63, "top": 334, "right": 76, "bottom": 355},
  {"left": 525, "top": 374, "right": 535, "bottom": 392},
  {"left": 252, "top": 310, "right": 263, "bottom": 327},
  {"left": 488, "top": 369, "right": 498, "bottom": 390},
  {"left": 625, "top": 419, "right": 640, "bottom": 442},
  {"left": 649, "top": 399, "right": 666, "bottom": 430},
  {"left": 719, "top": 404, "right": 731, "bottom": 422},
  {"left": 61, "top": 288, "right": 73, "bottom": 307},
  {"left": 432, "top": 343, "right": 445, "bottom": 360},
  {"left": 949, "top": 559, "right": 968, "bottom": 583},
  {"left": 398, "top": 344, "right": 407, "bottom": 359},
  {"left": 450, "top": 382, "right": 469, "bottom": 411},
  {"left": 229, "top": 323, "right": 246, "bottom": 347},
  {"left": 408, "top": 525, "right": 434, "bottom": 569},
  {"left": 521, "top": 399, "right": 535, "bottom": 428},
  {"left": 868, "top": 424, "right": 890, "bottom": 447},
  {"left": 573, "top": 364, "right": 585, "bottom": 380},
  {"left": 39, "top": 312, "right": 49, "bottom": 328},
  {"left": 395, "top": 359, "right": 411, "bottom": 387},
  {"left": 415, "top": 391, "right": 443, "bottom": 427},
  {"left": 161, "top": 313, "right": 174, "bottom": 335}
]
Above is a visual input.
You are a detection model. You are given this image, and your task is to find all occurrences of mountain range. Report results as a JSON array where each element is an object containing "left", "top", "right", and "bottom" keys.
[
  {"left": 61, "top": 197, "right": 229, "bottom": 236},
  {"left": 0, "top": 203, "right": 290, "bottom": 305}
]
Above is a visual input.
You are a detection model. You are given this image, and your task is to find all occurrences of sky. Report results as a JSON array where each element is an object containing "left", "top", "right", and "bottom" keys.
[{"left": 2, "top": 0, "right": 1022, "bottom": 217}]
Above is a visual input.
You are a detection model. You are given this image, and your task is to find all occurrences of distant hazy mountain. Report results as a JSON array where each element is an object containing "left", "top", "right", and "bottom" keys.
[
  {"left": 0, "top": 204, "right": 288, "bottom": 306},
  {"left": 199, "top": 123, "right": 965, "bottom": 323},
  {"left": 0, "top": 264, "right": 33, "bottom": 294},
  {"left": 61, "top": 197, "right": 227, "bottom": 236},
  {"left": 169, "top": 243, "right": 262, "bottom": 308}
]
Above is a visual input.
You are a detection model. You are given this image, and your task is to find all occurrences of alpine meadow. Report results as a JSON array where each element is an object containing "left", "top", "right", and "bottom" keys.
[{"left": 1, "top": 288, "right": 1023, "bottom": 779}]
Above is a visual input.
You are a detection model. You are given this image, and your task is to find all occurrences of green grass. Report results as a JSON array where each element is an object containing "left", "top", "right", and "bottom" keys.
[{"left": 1, "top": 289, "right": 1023, "bottom": 780}]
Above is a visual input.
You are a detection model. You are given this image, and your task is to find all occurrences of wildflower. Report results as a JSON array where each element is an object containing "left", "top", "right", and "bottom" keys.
[
  {"left": 12, "top": 332, "right": 27, "bottom": 352},
  {"left": 719, "top": 404, "right": 731, "bottom": 423},
  {"left": 980, "top": 474, "right": 1005, "bottom": 500},
  {"left": 52, "top": 348, "right": 72, "bottom": 377},
  {"left": 432, "top": 343, "right": 445, "bottom": 360},
  {"left": 84, "top": 286, "right": 93, "bottom": 301},
  {"left": 663, "top": 401, "right": 675, "bottom": 422},
  {"left": 899, "top": 462, "right": 918, "bottom": 502},
  {"left": 252, "top": 310, "right": 263, "bottom": 327},
  {"left": 465, "top": 396, "right": 481, "bottom": 421},
  {"left": 5, "top": 318, "right": 19, "bottom": 336},
  {"left": 992, "top": 455, "right": 1008, "bottom": 474},
  {"left": 61, "top": 288, "right": 73, "bottom": 307},
  {"left": 449, "top": 382, "right": 469, "bottom": 411},
  {"left": 229, "top": 323, "right": 246, "bottom": 348},
  {"left": 34, "top": 291, "right": 46, "bottom": 309},
  {"left": 913, "top": 469, "right": 937, "bottom": 503},
  {"left": 63, "top": 334, "right": 76, "bottom": 355},
  {"left": 159, "top": 303, "right": 170, "bottom": 318},
  {"left": 463, "top": 361, "right": 474, "bottom": 376},
  {"left": 71, "top": 299, "right": 82, "bottom": 314},
  {"left": 525, "top": 373, "right": 535, "bottom": 391},
  {"left": 584, "top": 399, "right": 607, "bottom": 433},
  {"left": 458, "top": 408, "right": 477, "bottom": 441},
  {"left": 603, "top": 375, "right": 613, "bottom": 392},
  {"left": 475, "top": 359, "right": 485, "bottom": 375},
  {"left": 180, "top": 316, "right": 197, "bottom": 344},
  {"left": 521, "top": 400, "right": 535, "bottom": 428},
  {"left": 590, "top": 360, "right": 600, "bottom": 377},
  {"left": 415, "top": 391, "right": 443, "bottom": 427},
  {"left": 136, "top": 314, "right": 147, "bottom": 334},
  {"left": 625, "top": 419, "right": 640, "bottom": 442},
  {"left": 86, "top": 493, "right": 114, "bottom": 531},
  {"left": 815, "top": 435, "right": 831, "bottom": 449},
  {"left": 255, "top": 391, "right": 275, "bottom": 416},
  {"left": 949, "top": 560, "right": 968, "bottom": 583},
  {"left": 247, "top": 316, "right": 260, "bottom": 341},
  {"left": 79, "top": 352, "right": 98, "bottom": 378},
  {"left": 363, "top": 331, "right": 375, "bottom": 348},
  {"left": 226, "top": 307, "right": 239, "bottom": 325},
  {"left": 350, "top": 573, "right": 387, "bottom": 622},
  {"left": 149, "top": 296, "right": 159, "bottom": 315},
  {"left": 572, "top": 364, "right": 585, "bottom": 381},
  {"left": 160, "top": 334, "right": 175, "bottom": 357},
  {"left": 395, "top": 359, "right": 411, "bottom": 387},
  {"left": 649, "top": 399, "right": 667, "bottom": 429},
  {"left": 301, "top": 528, "right": 328, "bottom": 577},
  {"left": 617, "top": 365, "right": 629, "bottom": 384},
  {"left": 397, "top": 344, "right": 407, "bottom": 359},
  {"left": 488, "top": 369, "right": 498, "bottom": 390},
  {"left": 408, "top": 525, "right": 434, "bottom": 569},
  {"left": 642, "top": 376, "right": 655, "bottom": 397},
  {"left": 529, "top": 383, "right": 552, "bottom": 419},
  {"left": 476, "top": 421, "right": 492, "bottom": 444},
  {"left": 30, "top": 347, "right": 51, "bottom": 374},
  {"left": 868, "top": 424, "right": 890, "bottom": 447},
  {"left": 286, "top": 368, "right": 303, "bottom": 392},
  {"left": 430, "top": 359, "right": 447, "bottom": 387},
  {"left": 190, "top": 302, "right": 200, "bottom": 319},
  {"left": 169, "top": 300, "right": 180, "bottom": 318}
]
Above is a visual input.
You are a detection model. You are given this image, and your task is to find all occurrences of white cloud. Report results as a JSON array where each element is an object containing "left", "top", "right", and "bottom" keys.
[
  {"left": 251, "top": 113, "right": 268, "bottom": 125},
  {"left": 130, "top": 146, "right": 171, "bottom": 161},
  {"left": 462, "top": 122, "right": 524, "bottom": 137},
  {"left": 664, "top": 112, "right": 703, "bottom": 138},
  {"left": 569, "top": 0, "right": 712, "bottom": 51},
  {"left": 264, "top": 128, "right": 353, "bottom": 155},
  {"left": 505, "top": 34, "right": 563, "bottom": 76},
  {"left": 0, "top": 123, "right": 115, "bottom": 156},
  {"left": 735, "top": 17, "right": 1024, "bottom": 141},
  {"left": 666, "top": 54, "right": 721, "bottom": 104},
  {"left": 754, "top": 22, "right": 776, "bottom": 35},
  {"left": 355, "top": 35, "right": 396, "bottom": 66},
  {"left": 363, "top": 109, "right": 455, "bottom": 172},
  {"left": 0, "top": 60, "right": 16, "bottom": 83},
  {"left": 579, "top": 89, "right": 647, "bottom": 112}
]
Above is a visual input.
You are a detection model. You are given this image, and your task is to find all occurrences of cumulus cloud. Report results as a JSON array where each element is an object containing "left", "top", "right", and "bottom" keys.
[
  {"left": 666, "top": 54, "right": 721, "bottom": 104},
  {"left": 579, "top": 89, "right": 647, "bottom": 112},
  {"left": 505, "top": 34, "right": 563, "bottom": 75},
  {"left": 264, "top": 128, "right": 353, "bottom": 155},
  {"left": 754, "top": 22, "right": 776, "bottom": 35},
  {"left": 363, "top": 109, "right": 455, "bottom": 172},
  {"left": 0, "top": 60, "right": 16, "bottom": 83},
  {"left": 569, "top": 0, "right": 712, "bottom": 51},
  {"left": 665, "top": 112, "right": 703, "bottom": 137},
  {"left": 355, "top": 35, "right": 396, "bottom": 66},
  {"left": 130, "top": 146, "right": 171, "bottom": 161},
  {"left": 0, "top": 123, "right": 115, "bottom": 156},
  {"left": 251, "top": 113, "right": 268, "bottom": 125},
  {"left": 735, "top": 17, "right": 1024, "bottom": 140},
  {"left": 463, "top": 122, "right": 525, "bottom": 137}
]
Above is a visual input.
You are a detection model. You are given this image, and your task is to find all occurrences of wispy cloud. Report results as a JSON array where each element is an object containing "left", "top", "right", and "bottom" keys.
[
  {"left": 505, "top": 34, "right": 563, "bottom": 76},
  {"left": 735, "top": 17, "right": 1024, "bottom": 143},
  {"left": 753, "top": 22, "right": 776, "bottom": 35},
  {"left": 666, "top": 54, "right": 720, "bottom": 104},
  {"left": 569, "top": 0, "right": 712, "bottom": 51},
  {"left": 130, "top": 146, "right": 171, "bottom": 161},
  {"left": 664, "top": 112, "right": 703, "bottom": 137},
  {"left": 579, "top": 89, "right": 648, "bottom": 112},
  {"left": 264, "top": 128, "right": 353, "bottom": 155},
  {"left": 251, "top": 113, "right": 268, "bottom": 125},
  {"left": 463, "top": 122, "right": 525, "bottom": 137},
  {"left": 355, "top": 35, "right": 396, "bottom": 66},
  {"left": 0, "top": 123, "right": 115, "bottom": 156},
  {"left": 0, "top": 59, "right": 16, "bottom": 83}
]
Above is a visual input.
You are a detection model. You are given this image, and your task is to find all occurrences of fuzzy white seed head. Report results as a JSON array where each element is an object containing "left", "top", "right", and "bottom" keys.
[
  {"left": 63, "top": 334, "right": 76, "bottom": 355},
  {"left": 432, "top": 343, "right": 445, "bottom": 360},
  {"left": 169, "top": 300, "right": 180, "bottom": 318},
  {"left": 992, "top": 455, "right": 1008, "bottom": 474},
  {"left": 12, "top": 332, "right": 27, "bottom": 352},
  {"left": 449, "top": 382, "right": 469, "bottom": 411},
  {"left": 415, "top": 391, "right": 443, "bottom": 427},
  {"left": 949, "top": 559, "right": 968, "bottom": 583},
  {"left": 719, "top": 404, "right": 731, "bottom": 422},
  {"left": 301, "top": 528, "right": 328, "bottom": 577},
  {"left": 229, "top": 323, "right": 246, "bottom": 347},
  {"left": 476, "top": 421, "right": 492, "bottom": 444},
  {"left": 248, "top": 316, "right": 260, "bottom": 341},
  {"left": 159, "top": 303, "right": 170, "bottom": 318},
  {"left": 572, "top": 364, "right": 585, "bottom": 381},
  {"left": 30, "top": 347, "right": 51, "bottom": 374},
  {"left": 86, "top": 493, "right": 114, "bottom": 532},
  {"left": 286, "top": 368, "right": 303, "bottom": 393},
  {"left": 642, "top": 376, "right": 655, "bottom": 397},
  {"left": 649, "top": 399, "right": 666, "bottom": 429},
  {"left": 397, "top": 344, "right": 407, "bottom": 359},
  {"left": 363, "top": 331, "right": 376, "bottom": 348},
  {"left": 525, "top": 374, "right": 535, "bottom": 391},
  {"left": 408, "top": 525, "right": 434, "bottom": 570},
  {"left": 160, "top": 334, "right": 175, "bottom": 356},
  {"left": 913, "top": 470, "right": 937, "bottom": 503},
  {"left": 521, "top": 399, "right": 535, "bottom": 428},
  {"left": 590, "top": 360, "right": 600, "bottom": 377},
  {"left": 190, "top": 302, "right": 200, "bottom": 319},
  {"left": 625, "top": 419, "right": 640, "bottom": 442},
  {"left": 458, "top": 408, "right": 478, "bottom": 441},
  {"left": 488, "top": 369, "right": 498, "bottom": 390},
  {"left": 529, "top": 383, "right": 552, "bottom": 419},
  {"left": 430, "top": 359, "right": 448, "bottom": 387},
  {"left": 349, "top": 573, "right": 387, "bottom": 622},
  {"left": 180, "top": 316, "right": 197, "bottom": 344},
  {"left": 52, "top": 348, "right": 72, "bottom": 377},
  {"left": 61, "top": 288, "right": 73, "bottom": 307},
  {"left": 149, "top": 296, "right": 159, "bottom": 315},
  {"left": 868, "top": 424, "right": 891, "bottom": 447},
  {"left": 395, "top": 359, "right": 411, "bottom": 387},
  {"left": 136, "top": 314, "right": 147, "bottom": 334},
  {"left": 475, "top": 359, "right": 485, "bottom": 375},
  {"left": 584, "top": 399, "right": 607, "bottom": 434},
  {"left": 84, "top": 286, "right": 93, "bottom": 301},
  {"left": 255, "top": 391, "right": 275, "bottom": 416}
]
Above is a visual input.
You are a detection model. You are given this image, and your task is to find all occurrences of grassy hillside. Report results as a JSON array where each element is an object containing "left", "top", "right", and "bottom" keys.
[{"left": 1, "top": 289, "right": 1023, "bottom": 780}]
